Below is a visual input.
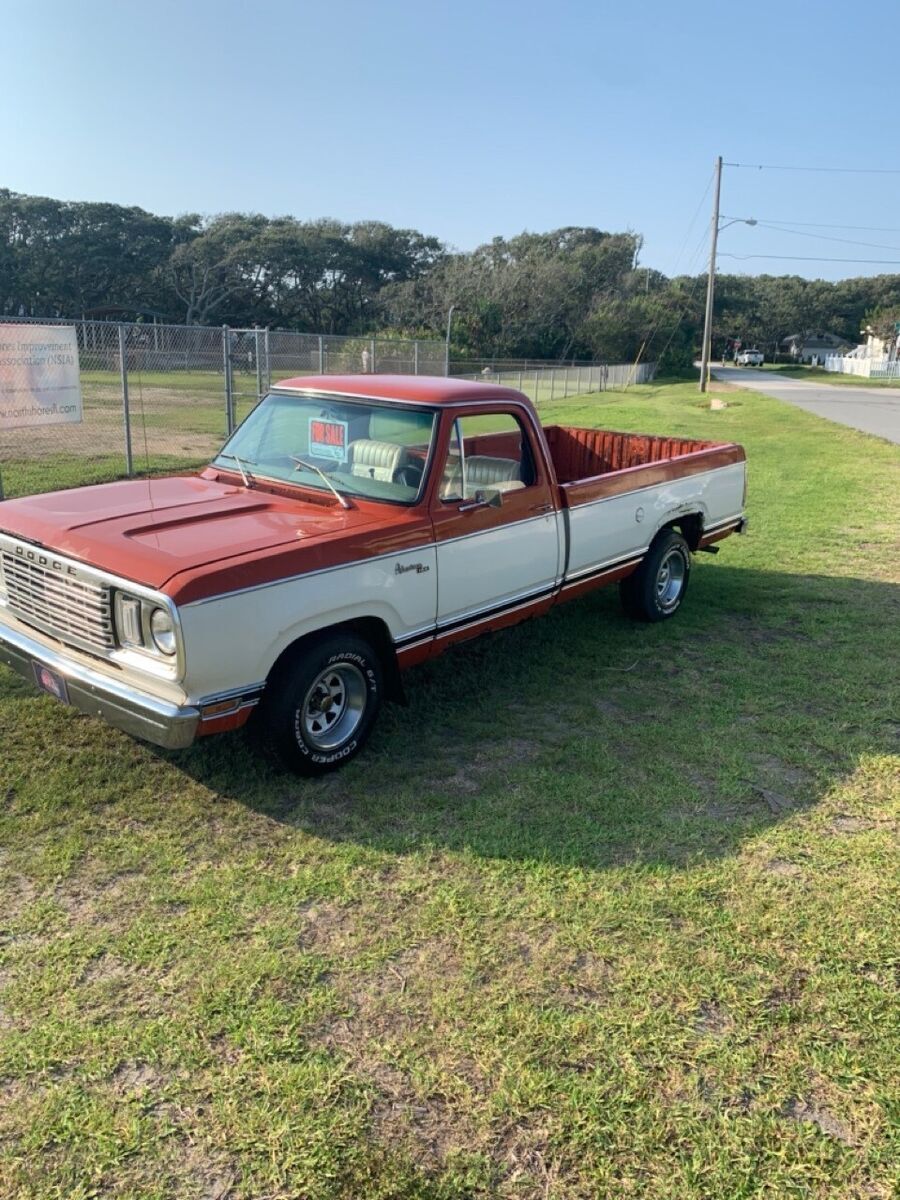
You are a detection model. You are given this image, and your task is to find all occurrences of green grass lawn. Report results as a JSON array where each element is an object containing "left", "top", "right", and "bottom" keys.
[
  {"left": 763, "top": 364, "right": 900, "bottom": 389},
  {"left": 0, "top": 380, "right": 898, "bottom": 1199}
]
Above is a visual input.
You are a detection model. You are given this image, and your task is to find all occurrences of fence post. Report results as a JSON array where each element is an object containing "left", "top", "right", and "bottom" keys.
[
  {"left": 370, "top": 337, "right": 376, "bottom": 374},
  {"left": 318, "top": 335, "right": 324, "bottom": 374},
  {"left": 222, "top": 325, "right": 235, "bottom": 435},
  {"left": 518, "top": 370, "right": 523, "bottom": 392},
  {"left": 264, "top": 328, "right": 271, "bottom": 392},
  {"left": 254, "top": 329, "right": 263, "bottom": 404},
  {"left": 550, "top": 370, "right": 555, "bottom": 401},
  {"left": 118, "top": 325, "right": 134, "bottom": 477},
  {"left": 534, "top": 369, "right": 539, "bottom": 404},
  {"left": 414, "top": 340, "right": 419, "bottom": 374}
]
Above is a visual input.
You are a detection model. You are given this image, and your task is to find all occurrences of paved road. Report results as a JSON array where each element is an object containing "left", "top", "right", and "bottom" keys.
[{"left": 711, "top": 365, "right": 900, "bottom": 445}]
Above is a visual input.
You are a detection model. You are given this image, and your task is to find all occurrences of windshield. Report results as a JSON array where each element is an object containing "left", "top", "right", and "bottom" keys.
[{"left": 212, "top": 391, "right": 438, "bottom": 505}]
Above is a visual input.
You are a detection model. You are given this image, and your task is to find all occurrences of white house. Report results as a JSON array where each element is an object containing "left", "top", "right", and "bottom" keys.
[{"left": 781, "top": 331, "right": 854, "bottom": 365}]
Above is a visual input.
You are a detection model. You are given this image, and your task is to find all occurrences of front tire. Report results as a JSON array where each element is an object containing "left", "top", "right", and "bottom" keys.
[
  {"left": 261, "top": 632, "right": 383, "bottom": 775},
  {"left": 619, "top": 529, "right": 691, "bottom": 622}
]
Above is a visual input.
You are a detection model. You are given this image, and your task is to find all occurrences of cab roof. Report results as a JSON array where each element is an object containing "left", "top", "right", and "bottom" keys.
[{"left": 271, "top": 373, "right": 529, "bottom": 407}]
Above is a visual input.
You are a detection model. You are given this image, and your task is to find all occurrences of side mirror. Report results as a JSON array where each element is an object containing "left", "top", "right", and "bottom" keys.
[{"left": 459, "top": 488, "right": 503, "bottom": 512}]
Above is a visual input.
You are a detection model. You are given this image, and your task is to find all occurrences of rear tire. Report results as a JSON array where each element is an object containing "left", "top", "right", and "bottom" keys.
[
  {"left": 619, "top": 529, "right": 691, "bottom": 622},
  {"left": 260, "top": 632, "right": 383, "bottom": 775}
]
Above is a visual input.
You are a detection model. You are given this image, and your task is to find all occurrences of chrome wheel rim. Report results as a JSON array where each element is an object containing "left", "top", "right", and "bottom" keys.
[
  {"left": 300, "top": 663, "right": 367, "bottom": 750},
  {"left": 656, "top": 549, "right": 686, "bottom": 610}
]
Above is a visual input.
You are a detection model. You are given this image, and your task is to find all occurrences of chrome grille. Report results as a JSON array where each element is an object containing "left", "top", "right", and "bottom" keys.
[{"left": 1, "top": 550, "right": 114, "bottom": 655}]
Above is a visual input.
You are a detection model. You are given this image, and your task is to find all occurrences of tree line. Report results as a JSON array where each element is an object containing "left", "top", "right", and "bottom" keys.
[{"left": 3, "top": 187, "right": 900, "bottom": 368}]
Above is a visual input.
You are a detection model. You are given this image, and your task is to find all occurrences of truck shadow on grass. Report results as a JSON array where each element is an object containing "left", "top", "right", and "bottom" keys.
[{"left": 175, "top": 562, "right": 898, "bottom": 871}]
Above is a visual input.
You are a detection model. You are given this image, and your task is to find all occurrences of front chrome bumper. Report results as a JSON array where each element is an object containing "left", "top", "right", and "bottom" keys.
[{"left": 0, "top": 620, "right": 199, "bottom": 750}]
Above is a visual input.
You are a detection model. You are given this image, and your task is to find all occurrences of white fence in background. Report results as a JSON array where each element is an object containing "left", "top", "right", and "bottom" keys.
[{"left": 824, "top": 354, "right": 900, "bottom": 380}]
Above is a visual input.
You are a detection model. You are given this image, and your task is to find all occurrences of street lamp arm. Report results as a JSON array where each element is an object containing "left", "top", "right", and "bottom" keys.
[{"left": 718, "top": 216, "right": 758, "bottom": 232}]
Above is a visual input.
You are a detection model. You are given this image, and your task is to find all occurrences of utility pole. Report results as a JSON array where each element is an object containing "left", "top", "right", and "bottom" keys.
[{"left": 699, "top": 155, "right": 723, "bottom": 393}]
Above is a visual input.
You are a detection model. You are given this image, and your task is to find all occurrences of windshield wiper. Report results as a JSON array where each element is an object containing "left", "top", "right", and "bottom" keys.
[
  {"left": 290, "top": 456, "right": 352, "bottom": 509},
  {"left": 218, "top": 453, "right": 255, "bottom": 488}
]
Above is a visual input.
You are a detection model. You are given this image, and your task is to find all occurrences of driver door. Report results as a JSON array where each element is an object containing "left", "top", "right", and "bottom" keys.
[{"left": 430, "top": 410, "right": 561, "bottom": 635}]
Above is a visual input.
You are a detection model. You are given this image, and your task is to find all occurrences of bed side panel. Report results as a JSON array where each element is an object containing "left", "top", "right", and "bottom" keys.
[{"left": 562, "top": 457, "right": 746, "bottom": 581}]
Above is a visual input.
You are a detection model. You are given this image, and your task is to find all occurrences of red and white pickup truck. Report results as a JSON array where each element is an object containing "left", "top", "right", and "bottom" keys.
[{"left": 0, "top": 376, "right": 747, "bottom": 773}]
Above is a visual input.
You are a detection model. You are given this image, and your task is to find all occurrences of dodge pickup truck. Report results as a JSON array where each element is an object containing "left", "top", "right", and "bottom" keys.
[{"left": 0, "top": 376, "right": 747, "bottom": 774}]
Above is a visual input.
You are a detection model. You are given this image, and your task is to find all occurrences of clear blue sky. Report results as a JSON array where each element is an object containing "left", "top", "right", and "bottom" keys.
[{"left": 4, "top": 0, "right": 900, "bottom": 281}]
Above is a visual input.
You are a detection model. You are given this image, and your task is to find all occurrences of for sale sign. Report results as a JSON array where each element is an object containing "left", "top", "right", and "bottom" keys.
[
  {"left": 0, "top": 324, "right": 83, "bottom": 430},
  {"left": 308, "top": 417, "right": 348, "bottom": 462}
]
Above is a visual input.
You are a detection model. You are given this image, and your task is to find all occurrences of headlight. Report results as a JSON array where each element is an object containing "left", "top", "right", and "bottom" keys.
[
  {"left": 114, "top": 592, "right": 179, "bottom": 662},
  {"left": 150, "top": 607, "right": 177, "bottom": 656}
]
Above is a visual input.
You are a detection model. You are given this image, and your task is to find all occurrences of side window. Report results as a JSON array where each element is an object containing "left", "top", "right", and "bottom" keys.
[{"left": 439, "top": 412, "right": 536, "bottom": 500}]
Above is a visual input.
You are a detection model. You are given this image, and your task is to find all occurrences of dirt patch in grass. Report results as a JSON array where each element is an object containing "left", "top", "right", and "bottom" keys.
[
  {"left": 110, "top": 1060, "right": 167, "bottom": 1095},
  {"left": 160, "top": 1130, "right": 239, "bottom": 1200},
  {"left": 763, "top": 858, "right": 805, "bottom": 878},
  {"left": 742, "top": 753, "right": 812, "bottom": 814},
  {"left": 829, "top": 814, "right": 876, "bottom": 834},
  {"left": 676, "top": 772, "right": 769, "bottom": 824},
  {"left": 781, "top": 1095, "right": 854, "bottom": 1146},
  {"left": 694, "top": 1000, "right": 733, "bottom": 1037},
  {"left": 366, "top": 1058, "right": 467, "bottom": 1167},
  {"left": 297, "top": 898, "right": 361, "bottom": 955},
  {"left": 311, "top": 1022, "right": 485, "bottom": 1176},
  {"left": 432, "top": 738, "right": 542, "bottom": 794},
  {"left": 1, "top": 874, "right": 40, "bottom": 923},
  {"left": 766, "top": 969, "right": 809, "bottom": 1012},
  {"left": 555, "top": 952, "right": 615, "bottom": 1009}
]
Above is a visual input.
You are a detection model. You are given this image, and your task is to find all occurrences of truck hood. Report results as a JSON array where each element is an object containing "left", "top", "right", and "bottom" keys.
[{"left": 0, "top": 475, "right": 385, "bottom": 592}]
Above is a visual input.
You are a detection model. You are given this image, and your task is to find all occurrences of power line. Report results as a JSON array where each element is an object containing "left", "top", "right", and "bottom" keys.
[
  {"left": 657, "top": 166, "right": 715, "bottom": 278},
  {"left": 751, "top": 221, "right": 900, "bottom": 254},
  {"left": 724, "top": 161, "right": 900, "bottom": 175},
  {"left": 719, "top": 253, "right": 900, "bottom": 265},
  {"left": 631, "top": 177, "right": 714, "bottom": 370},
  {"left": 723, "top": 216, "right": 900, "bottom": 233}
]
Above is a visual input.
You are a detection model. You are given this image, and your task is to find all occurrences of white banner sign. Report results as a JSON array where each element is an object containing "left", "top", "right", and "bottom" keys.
[{"left": 0, "top": 324, "right": 83, "bottom": 430}]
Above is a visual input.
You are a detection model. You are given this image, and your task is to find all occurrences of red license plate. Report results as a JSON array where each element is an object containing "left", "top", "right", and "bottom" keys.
[{"left": 32, "top": 662, "right": 69, "bottom": 705}]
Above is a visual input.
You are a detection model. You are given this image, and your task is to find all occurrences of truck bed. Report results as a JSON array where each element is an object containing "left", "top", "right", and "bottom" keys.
[{"left": 543, "top": 425, "right": 745, "bottom": 505}]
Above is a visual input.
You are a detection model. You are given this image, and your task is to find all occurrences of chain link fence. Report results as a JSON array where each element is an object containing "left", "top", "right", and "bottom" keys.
[
  {"left": 0, "top": 314, "right": 654, "bottom": 499},
  {"left": 457, "top": 361, "right": 657, "bottom": 405},
  {"left": 0, "top": 317, "right": 445, "bottom": 498}
]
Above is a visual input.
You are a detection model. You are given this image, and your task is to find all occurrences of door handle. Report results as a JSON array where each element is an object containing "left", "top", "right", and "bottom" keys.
[{"left": 530, "top": 502, "right": 554, "bottom": 514}]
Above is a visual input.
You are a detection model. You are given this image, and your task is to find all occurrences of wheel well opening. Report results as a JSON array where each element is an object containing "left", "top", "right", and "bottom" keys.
[
  {"left": 662, "top": 513, "right": 703, "bottom": 551},
  {"left": 266, "top": 617, "right": 405, "bottom": 704}
]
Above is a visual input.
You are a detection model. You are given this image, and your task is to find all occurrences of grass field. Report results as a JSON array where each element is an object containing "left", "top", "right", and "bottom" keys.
[
  {"left": 0, "top": 380, "right": 898, "bottom": 1199},
  {"left": 763, "top": 364, "right": 900, "bottom": 389}
]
